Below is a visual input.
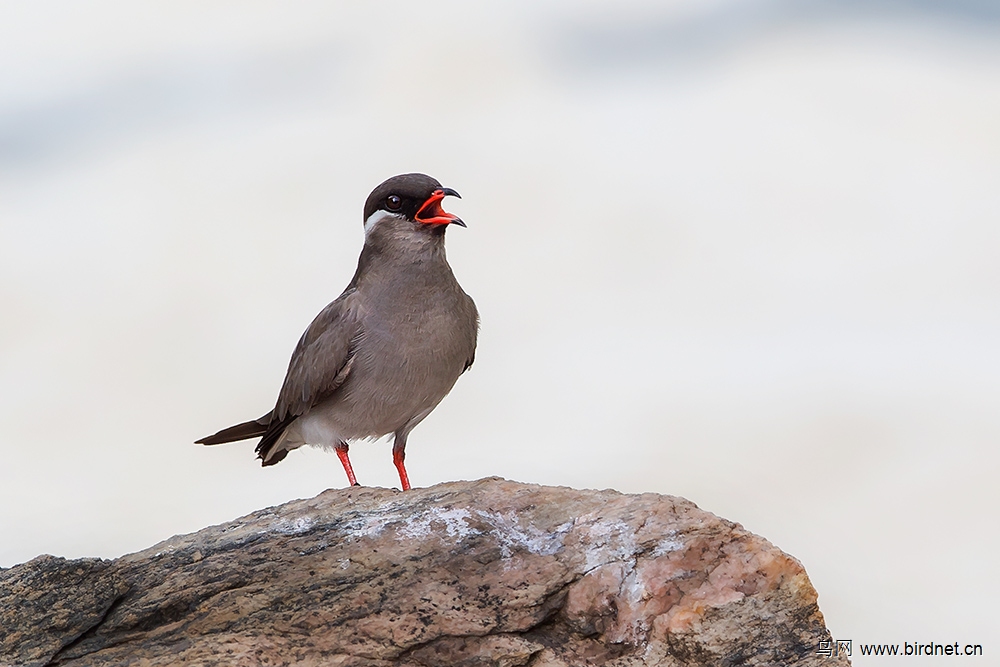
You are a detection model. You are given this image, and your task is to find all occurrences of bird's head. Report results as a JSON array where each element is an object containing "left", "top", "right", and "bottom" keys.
[{"left": 363, "top": 173, "right": 465, "bottom": 236}]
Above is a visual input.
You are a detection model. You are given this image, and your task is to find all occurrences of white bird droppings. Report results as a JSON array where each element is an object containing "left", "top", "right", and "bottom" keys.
[
  {"left": 400, "top": 507, "right": 482, "bottom": 540},
  {"left": 269, "top": 515, "right": 316, "bottom": 535}
]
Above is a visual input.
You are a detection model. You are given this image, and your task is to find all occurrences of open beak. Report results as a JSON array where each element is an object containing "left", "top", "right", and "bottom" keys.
[{"left": 415, "top": 187, "right": 466, "bottom": 227}]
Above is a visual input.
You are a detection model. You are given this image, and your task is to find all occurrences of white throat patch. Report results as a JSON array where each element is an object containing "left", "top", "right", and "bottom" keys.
[{"left": 364, "top": 209, "right": 399, "bottom": 236}]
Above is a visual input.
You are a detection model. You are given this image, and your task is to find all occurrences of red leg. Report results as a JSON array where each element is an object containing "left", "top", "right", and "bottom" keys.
[
  {"left": 335, "top": 442, "right": 359, "bottom": 487},
  {"left": 392, "top": 446, "right": 411, "bottom": 491}
]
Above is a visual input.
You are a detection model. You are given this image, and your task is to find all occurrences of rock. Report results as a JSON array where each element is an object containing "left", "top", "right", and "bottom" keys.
[{"left": 0, "top": 478, "right": 848, "bottom": 666}]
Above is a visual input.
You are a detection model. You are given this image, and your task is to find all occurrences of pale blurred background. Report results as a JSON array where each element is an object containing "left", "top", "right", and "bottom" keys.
[{"left": 1, "top": 0, "right": 998, "bottom": 659}]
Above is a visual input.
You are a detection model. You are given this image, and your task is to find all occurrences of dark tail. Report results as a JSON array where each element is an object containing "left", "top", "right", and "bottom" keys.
[
  {"left": 196, "top": 413, "right": 271, "bottom": 445},
  {"left": 254, "top": 414, "right": 297, "bottom": 466}
]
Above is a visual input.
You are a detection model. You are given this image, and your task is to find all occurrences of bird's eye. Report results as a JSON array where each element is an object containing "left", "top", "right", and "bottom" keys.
[{"left": 386, "top": 195, "right": 402, "bottom": 211}]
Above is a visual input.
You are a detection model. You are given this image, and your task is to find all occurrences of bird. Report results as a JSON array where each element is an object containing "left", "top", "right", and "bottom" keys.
[{"left": 196, "top": 173, "right": 478, "bottom": 491}]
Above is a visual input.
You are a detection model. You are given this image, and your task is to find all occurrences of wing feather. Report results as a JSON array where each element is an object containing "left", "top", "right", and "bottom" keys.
[{"left": 272, "top": 290, "right": 362, "bottom": 422}]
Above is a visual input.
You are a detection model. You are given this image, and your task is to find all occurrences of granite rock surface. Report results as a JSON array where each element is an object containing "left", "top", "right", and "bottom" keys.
[{"left": 0, "top": 478, "right": 848, "bottom": 666}]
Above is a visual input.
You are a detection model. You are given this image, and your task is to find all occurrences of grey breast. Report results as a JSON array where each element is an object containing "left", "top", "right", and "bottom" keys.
[{"left": 316, "top": 259, "right": 478, "bottom": 439}]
